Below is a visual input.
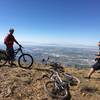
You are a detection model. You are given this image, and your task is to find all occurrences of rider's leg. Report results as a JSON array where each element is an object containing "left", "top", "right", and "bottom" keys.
[
  {"left": 88, "top": 61, "right": 100, "bottom": 79},
  {"left": 88, "top": 68, "right": 95, "bottom": 79},
  {"left": 6, "top": 48, "right": 11, "bottom": 64},
  {"left": 6, "top": 47, "right": 14, "bottom": 66},
  {"left": 10, "top": 48, "right": 16, "bottom": 66}
]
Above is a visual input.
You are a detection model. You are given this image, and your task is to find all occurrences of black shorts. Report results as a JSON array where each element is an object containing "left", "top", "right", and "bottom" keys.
[
  {"left": 6, "top": 47, "right": 14, "bottom": 61},
  {"left": 92, "top": 61, "right": 100, "bottom": 70}
]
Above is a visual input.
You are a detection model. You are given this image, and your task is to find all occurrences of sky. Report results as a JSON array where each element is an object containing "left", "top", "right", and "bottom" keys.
[{"left": 0, "top": 0, "right": 100, "bottom": 46}]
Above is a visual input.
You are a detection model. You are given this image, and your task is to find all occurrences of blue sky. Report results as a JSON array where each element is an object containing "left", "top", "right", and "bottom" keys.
[{"left": 0, "top": 0, "right": 100, "bottom": 46}]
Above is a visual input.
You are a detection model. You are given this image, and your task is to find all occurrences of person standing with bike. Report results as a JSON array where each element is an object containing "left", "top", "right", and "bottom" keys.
[
  {"left": 4, "top": 28, "right": 22, "bottom": 66},
  {"left": 88, "top": 42, "right": 100, "bottom": 79}
]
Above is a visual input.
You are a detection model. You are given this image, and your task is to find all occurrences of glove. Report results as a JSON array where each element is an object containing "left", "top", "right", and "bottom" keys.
[{"left": 19, "top": 44, "right": 22, "bottom": 48}]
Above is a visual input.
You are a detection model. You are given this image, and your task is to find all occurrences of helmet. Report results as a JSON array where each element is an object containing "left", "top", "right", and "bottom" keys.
[{"left": 9, "top": 28, "right": 14, "bottom": 33}]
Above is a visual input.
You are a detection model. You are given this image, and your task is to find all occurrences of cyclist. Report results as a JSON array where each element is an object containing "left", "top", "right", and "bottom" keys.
[
  {"left": 4, "top": 28, "right": 21, "bottom": 65},
  {"left": 88, "top": 42, "right": 100, "bottom": 79}
]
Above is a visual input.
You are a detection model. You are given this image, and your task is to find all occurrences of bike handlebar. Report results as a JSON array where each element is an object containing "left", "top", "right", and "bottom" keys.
[
  {"left": 42, "top": 58, "right": 64, "bottom": 73},
  {"left": 19, "top": 44, "right": 23, "bottom": 48}
]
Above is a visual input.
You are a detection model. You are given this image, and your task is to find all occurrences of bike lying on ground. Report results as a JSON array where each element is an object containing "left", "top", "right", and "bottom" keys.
[
  {"left": 42, "top": 58, "right": 80, "bottom": 99},
  {"left": 44, "top": 70, "right": 70, "bottom": 99},
  {"left": 0, "top": 46, "right": 33, "bottom": 69}
]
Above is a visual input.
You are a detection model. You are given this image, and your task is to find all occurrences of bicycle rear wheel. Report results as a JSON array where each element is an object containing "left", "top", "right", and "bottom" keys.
[
  {"left": 44, "top": 81, "right": 68, "bottom": 99},
  {"left": 18, "top": 54, "right": 33, "bottom": 69},
  {"left": 64, "top": 73, "right": 80, "bottom": 87},
  {"left": 0, "top": 51, "right": 7, "bottom": 66}
]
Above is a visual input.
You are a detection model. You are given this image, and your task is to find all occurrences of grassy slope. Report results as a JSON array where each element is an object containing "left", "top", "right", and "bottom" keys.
[{"left": 0, "top": 63, "right": 100, "bottom": 100}]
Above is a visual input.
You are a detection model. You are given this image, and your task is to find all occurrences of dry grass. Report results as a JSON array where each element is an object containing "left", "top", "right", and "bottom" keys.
[{"left": 0, "top": 63, "right": 99, "bottom": 100}]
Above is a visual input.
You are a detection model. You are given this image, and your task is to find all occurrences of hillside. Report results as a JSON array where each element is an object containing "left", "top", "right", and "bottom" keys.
[{"left": 0, "top": 63, "right": 100, "bottom": 100}]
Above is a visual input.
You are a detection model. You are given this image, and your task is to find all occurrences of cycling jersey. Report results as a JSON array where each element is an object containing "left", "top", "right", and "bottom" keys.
[{"left": 4, "top": 33, "right": 16, "bottom": 48}]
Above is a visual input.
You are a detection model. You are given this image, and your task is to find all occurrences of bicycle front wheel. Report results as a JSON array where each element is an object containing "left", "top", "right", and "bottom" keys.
[
  {"left": 0, "top": 51, "right": 7, "bottom": 66},
  {"left": 44, "top": 81, "right": 68, "bottom": 99},
  {"left": 18, "top": 54, "right": 33, "bottom": 69}
]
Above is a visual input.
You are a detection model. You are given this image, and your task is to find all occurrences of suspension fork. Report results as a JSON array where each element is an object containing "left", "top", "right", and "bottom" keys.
[{"left": 20, "top": 49, "right": 26, "bottom": 61}]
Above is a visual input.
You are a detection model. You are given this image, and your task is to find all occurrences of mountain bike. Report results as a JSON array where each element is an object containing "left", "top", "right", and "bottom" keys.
[
  {"left": 0, "top": 46, "right": 33, "bottom": 69},
  {"left": 44, "top": 69, "right": 71, "bottom": 99},
  {"left": 43, "top": 58, "right": 80, "bottom": 99}
]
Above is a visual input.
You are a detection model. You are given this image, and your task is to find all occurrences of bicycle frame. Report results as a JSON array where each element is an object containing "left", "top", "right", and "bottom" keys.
[
  {"left": 50, "top": 70, "right": 65, "bottom": 90},
  {"left": 14, "top": 47, "right": 24, "bottom": 57},
  {"left": 51, "top": 71, "right": 62, "bottom": 83},
  {"left": 14, "top": 47, "right": 27, "bottom": 62}
]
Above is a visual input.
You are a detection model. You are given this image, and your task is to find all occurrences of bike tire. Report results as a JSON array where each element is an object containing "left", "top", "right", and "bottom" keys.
[
  {"left": 0, "top": 51, "right": 7, "bottom": 66},
  {"left": 18, "top": 54, "right": 33, "bottom": 69},
  {"left": 44, "top": 81, "right": 68, "bottom": 99},
  {"left": 64, "top": 73, "right": 80, "bottom": 87}
]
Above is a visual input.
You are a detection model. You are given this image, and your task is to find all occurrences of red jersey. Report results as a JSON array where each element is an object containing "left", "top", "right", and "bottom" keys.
[{"left": 4, "top": 33, "right": 16, "bottom": 48}]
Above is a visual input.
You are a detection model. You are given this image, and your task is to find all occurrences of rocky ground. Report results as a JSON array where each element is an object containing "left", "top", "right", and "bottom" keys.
[{"left": 0, "top": 63, "right": 100, "bottom": 100}]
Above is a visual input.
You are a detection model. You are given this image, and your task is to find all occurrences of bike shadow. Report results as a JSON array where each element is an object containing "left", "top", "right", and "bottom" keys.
[{"left": 0, "top": 64, "right": 18, "bottom": 68}]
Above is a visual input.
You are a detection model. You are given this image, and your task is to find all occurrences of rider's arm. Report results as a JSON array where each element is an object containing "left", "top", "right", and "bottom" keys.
[
  {"left": 14, "top": 37, "right": 21, "bottom": 47},
  {"left": 98, "top": 42, "right": 100, "bottom": 48},
  {"left": 95, "top": 56, "right": 100, "bottom": 58}
]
